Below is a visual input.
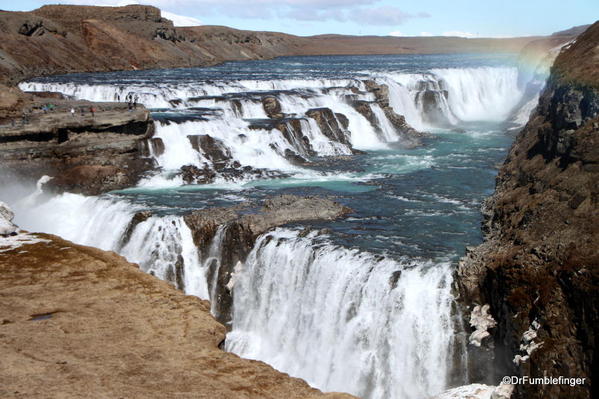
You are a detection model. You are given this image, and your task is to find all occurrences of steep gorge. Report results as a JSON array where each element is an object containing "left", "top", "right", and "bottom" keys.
[{"left": 457, "top": 21, "right": 599, "bottom": 399}]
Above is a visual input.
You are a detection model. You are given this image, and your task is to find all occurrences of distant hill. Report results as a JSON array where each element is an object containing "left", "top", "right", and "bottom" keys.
[
  {"left": 551, "top": 24, "right": 592, "bottom": 36},
  {"left": 0, "top": 4, "right": 591, "bottom": 86}
]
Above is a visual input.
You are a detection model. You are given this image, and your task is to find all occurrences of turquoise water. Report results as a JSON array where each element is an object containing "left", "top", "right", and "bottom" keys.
[
  {"left": 112, "top": 123, "right": 513, "bottom": 261},
  {"left": 28, "top": 52, "right": 523, "bottom": 266}
]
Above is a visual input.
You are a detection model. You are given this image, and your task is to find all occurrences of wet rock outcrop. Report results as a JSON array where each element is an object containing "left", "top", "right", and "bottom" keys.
[
  {"left": 262, "top": 96, "right": 284, "bottom": 119},
  {"left": 0, "top": 232, "right": 356, "bottom": 399},
  {"left": 361, "top": 80, "right": 427, "bottom": 147},
  {"left": 187, "top": 134, "right": 232, "bottom": 169},
  {"left": 0, "top": 98, "right": 154, "bottom": 195},
  {"left": 305, "top": 107, "right": 354, "bottom": 149},
  {"left": 180, "top": 195, "right": 352, "bottom": 325},
  {"left": 456, "top": 21, "right": 599, "bottom": 399}
]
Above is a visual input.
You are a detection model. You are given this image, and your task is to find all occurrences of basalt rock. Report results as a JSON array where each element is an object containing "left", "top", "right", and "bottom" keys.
[
  {"left": 305, "top": 107, "right": 354, "bottom": 149},
  {"left": 352, "top": 99, "right": 425, "bottom": 148},
  {"left": 149, "top": 137, "right": 165, "bottom": 156},
  {"left": 416, "top": 88, "right": 452, "bottom": 127},
  {"left": 0, "top": 201, "right": 18, "bottom": 236},
  {"left": 276, "top": 118, "right": 315, "bottom": 158},
  {"left": 456, "top": 22, "right": 599, "bottom": 399},
  {"left": 119, "top": 210, "right": 153, "bottom": 250},
  {"left": 182, "top": 195, "right": 352, "bottom": 325},
  {"left": 247, "top": 117, "right": 314, "bottom": 161},
  {"left": 351, "top": 100, "right": 378, "bottom": 127},
  {"left": 364, "top": 79, "right": 391, "bottom": 107},
  {"left": 262, "top": 95, "right": 284, "bottom": 119},
  {"left": 0, "top": 98, "right": 155, "bottom": 195},
  {"left": 360, "top": 80, "right": 428, "bottom": 147},
  {"left": 179, "top": 164, "right": 217, "bottom": 185},
  {"left": 187, "top": 134, "right": 232, "bottom": 169}
]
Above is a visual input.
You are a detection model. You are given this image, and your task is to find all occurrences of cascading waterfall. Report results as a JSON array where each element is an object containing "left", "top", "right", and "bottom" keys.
[
  {"left": 11, "top": 57, "right": 548, "bottom": 399},
  {"left": 376, "top": 67, "right": 525, "bottom": 128},
  {"left": 120, "top": 216, "right": 209, "bottom": 298},
  {"left": 20, "top": 66, "right": 532, "bottom": 186},
  {"left": 12, "top": 193, "right": 209, "bottom": 300},
  {"left": 430, "top": 67, "right": 523, "bottom": 122},
  {"left": 226, "top": 229, "right": 463, "bottom": 399}
]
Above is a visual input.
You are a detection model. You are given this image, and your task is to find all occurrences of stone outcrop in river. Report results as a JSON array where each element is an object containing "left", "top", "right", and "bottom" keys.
[
  {"left": 358, "top": 79, "right": 428, "bottom": 147},
  {"left": 457, "top": 21, "right": 599, "bottom": 399},
  {"left": 183, "top": 195, "right": 350, "bottom": 325},
  {"left": 120, "top": 195, "right": 351, "bottom": 325}
]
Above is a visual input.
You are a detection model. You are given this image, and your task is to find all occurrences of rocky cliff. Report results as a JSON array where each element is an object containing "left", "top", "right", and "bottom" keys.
[
  {"left": 0, "top": 213, "right": 356, "bottom": 399},
  {"left": 457, "top": 22, "right": 599, "bottom": 399},
  {"left": 0, "top": 94, "right": 154, "bottom": 195}
]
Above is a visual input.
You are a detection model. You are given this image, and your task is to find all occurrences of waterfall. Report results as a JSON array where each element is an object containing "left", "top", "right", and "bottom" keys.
[
  {"left": 12, "top": 189, "right": 465, "bottom": 399},
  {"left": 378, "top": 67, "right": 526, "bottom": 128},
  {"left": 11, "top": 192, "right": 210, "bottom": 299},
  {"left": 430, "top": 67, "right": 523, "bottom": 122},
  {"left": 20, "top": 66, "right": 536, "bottom": 187},
  {"left": 6, "top": 55, "right": 557, "bottom": 399},
  {"left": 120, "top": 216, "right": 209, "bottom": 299},
  {"left": 226, "top": 229, "right": 463, "bottom": 399}
]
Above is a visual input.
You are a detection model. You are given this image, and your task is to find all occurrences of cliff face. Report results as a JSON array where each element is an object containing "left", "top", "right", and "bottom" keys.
[
  {"left": 0, "top": 230, "right": 356, "bottom": 399},
  {"left": 0, "top": 96, "right": 154, "bottom": 195},
  {"left": 457, "top": 22, "right": 599, "bottom": 399},
  {"left": 0, "top": 4, "right": 557, "bottom": 87}
]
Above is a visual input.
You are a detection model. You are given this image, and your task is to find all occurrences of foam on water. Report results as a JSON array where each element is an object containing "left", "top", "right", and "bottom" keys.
[
  {"left": 12, "top": 56, "right": 551, "bottom": 399},
  {"left": 226, "top": 229, "right": 463, "bottom": 399}
]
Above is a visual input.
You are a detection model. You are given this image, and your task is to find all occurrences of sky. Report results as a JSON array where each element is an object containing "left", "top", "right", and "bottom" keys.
[{"left": 1, "top": 0, "right": 598, "bottom": 38}]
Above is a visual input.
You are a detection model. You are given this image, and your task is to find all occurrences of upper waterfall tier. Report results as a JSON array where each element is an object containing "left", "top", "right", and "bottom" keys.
[{"left": 20, "top": 55, "right": 543, "bottom": 188}]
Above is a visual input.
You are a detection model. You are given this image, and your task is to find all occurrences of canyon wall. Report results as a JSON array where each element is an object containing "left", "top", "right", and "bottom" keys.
[
  {"left": 0, "top": 95, "right": 154, "bottom": 195},
  {"left": 457, "top": 21, "right": 599, "bottom": 399}
]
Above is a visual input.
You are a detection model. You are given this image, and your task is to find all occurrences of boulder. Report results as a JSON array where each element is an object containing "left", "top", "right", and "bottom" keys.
[
  {"left": 179, "top": 164, "right": 217, "bottom": 185},
  {"left": 262, "top": 96, "right": 284, "bottom": 119}
]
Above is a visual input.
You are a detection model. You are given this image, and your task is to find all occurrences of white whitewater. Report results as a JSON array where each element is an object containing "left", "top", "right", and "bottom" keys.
[
  {"left": 226, "top": 229, "right": 461, "bottom": 399},
  {"left": 12, "top": 193, "right": 209, "bottom": 299},
  {"left": 430, "top": 67, "right": 522, "bottom": 122},
  {"left": 377, "top": 67, "right": 524, "bottom": 128},
  {"left": 20, "top": 67, "right": 531, "bottom": 184},
  {"left": 12, "top": 64, "right": 541, "bottom": 399}
]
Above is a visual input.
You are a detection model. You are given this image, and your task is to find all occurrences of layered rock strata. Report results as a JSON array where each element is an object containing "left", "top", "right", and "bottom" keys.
[{"left": 0, "top": 96, "right": 154, "bottom": 195}]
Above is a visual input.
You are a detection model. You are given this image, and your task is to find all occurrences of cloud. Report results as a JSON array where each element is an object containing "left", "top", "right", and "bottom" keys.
[
  {"left": 36, "top": 0, "right": 429, "bottom": 26},
  {"left": 282, "top": 8, "right": 347, "bottom": 22},
  {"left": 388, "top": 30, "right": 403, "bottom": 37},
  {"left": 420, "top": 31, "right": 433, "bottom": 36},
  {"left": 161, "top": 10, "right": 202, "bottom": 27},
  {"left": 442, "top": 30, "right": 478, "bottom": 38}
]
